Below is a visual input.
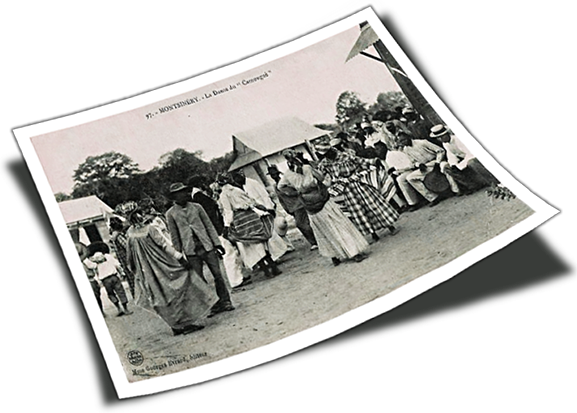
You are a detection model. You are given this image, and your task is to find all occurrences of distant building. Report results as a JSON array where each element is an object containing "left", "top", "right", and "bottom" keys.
[
  {"left": 58, "top": 195, "right": 114, "bottom": 246},
  {"left": 228, "top": 117, "right": 329, "bottom": 186}
]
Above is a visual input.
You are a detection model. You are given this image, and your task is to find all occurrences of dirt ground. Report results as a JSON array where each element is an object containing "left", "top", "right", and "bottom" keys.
[{"left": 100, "top": 190, "right": 533, "bottom": 382}]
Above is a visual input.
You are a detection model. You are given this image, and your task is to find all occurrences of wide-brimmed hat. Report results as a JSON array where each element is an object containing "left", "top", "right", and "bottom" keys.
[
  {"left": 430, "top": 124, "right": 450, "bottom": 138},
  {"left": 402, "top": 107, "right": 415, "bottom": 115},
  {"left": 169, "top": 182, "right": 189, "bottom": 193},
  {"left": 315, "top": 143, "right": 331, "bottom": 155},
  {"left": 329, "top": 137, "right": 342, "bottom": 147},
  {"left": 281, "top": 148, "right": 298, "bottom": 160},
  {"left": 267, "top": 165, "right": 282, "bottom": 176},
  {"left": 87, "top": 241, "right": 110, "bottom": 256}
]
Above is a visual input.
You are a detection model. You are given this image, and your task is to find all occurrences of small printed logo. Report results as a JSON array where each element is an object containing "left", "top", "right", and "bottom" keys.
[{"left": 127, "top": 350, "right": 144, "bottom": 366}]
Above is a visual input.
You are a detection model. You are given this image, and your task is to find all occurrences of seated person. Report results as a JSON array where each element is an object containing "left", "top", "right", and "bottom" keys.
[
  {"left": 431, "top": 124, "right": 500, "bottom": 194},
  {"left": 395, "top": 131, "right": 457, "bottom": 208}
]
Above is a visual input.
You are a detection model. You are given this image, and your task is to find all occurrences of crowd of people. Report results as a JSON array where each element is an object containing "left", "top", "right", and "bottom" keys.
[{"left": 77, "top": 105, "right": 500, "bottom": 337}]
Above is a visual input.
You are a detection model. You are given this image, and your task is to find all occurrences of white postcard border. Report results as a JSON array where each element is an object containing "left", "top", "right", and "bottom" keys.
[{"left": 14, "top": 8, "right": 558, "bottom": 398}]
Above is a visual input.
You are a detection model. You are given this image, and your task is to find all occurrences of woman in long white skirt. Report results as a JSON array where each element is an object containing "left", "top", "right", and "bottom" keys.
[
  {"left": 217, "top": 176, "right": 282, "bottom": 277},
  {"left": 278, "top": 152, "right": 369, "bottom": 266}
]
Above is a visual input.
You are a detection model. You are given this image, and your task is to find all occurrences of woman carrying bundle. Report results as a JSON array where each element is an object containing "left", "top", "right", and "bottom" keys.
[
  {"left": 278, "top": 150, "right": 369, "bottom": 266},
  {"left": 217, "top": 174, "right": 282, "bottom": 278}
]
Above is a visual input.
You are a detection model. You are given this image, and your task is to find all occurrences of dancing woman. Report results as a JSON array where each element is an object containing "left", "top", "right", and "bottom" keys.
[
  {"left": 278, "top": 150, "right": 369, "bottom": 266},
  {"left": 217, "top": 174, "right": 282, "bottom": 278},
  {"left": 124, "top": 203, "right": 217, "bottom": 336},
  {"left": 316, "top": 146, "right": 399, "bottom": 242}
]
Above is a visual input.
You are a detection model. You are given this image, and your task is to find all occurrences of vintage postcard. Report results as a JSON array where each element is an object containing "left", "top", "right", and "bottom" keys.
[{"left": 14, "top": 8, "right": 557, "bottom": 398}]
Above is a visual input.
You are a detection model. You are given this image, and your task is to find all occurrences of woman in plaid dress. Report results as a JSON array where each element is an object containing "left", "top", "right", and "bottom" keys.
[
  {"left": 317, "top": 146, "right": 399, "bottom": 242},
  {"left": 278, "top": 152, "right": 369, "bottom": 266}
]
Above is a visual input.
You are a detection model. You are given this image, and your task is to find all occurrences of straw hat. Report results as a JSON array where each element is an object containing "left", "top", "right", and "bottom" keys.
[
  {"left": 429, "top": 124, "right": 450, "bottom": 138},
  {"left": 315, "top": 143, "right": 331, "bottom": 155},
  {"left": 329, "top": 137, "right": 342, "bottom": 147},
  {"left": 169, "top": 182, "right": 189, "bottom": 193}
]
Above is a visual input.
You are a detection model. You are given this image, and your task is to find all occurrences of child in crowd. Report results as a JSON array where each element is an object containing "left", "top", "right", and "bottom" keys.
[
  {"left": 77, "top": 242, "right": 103, "bottom": 313},
  {"left": 87, "top": 241, "right": 133, "bottom": 317}
]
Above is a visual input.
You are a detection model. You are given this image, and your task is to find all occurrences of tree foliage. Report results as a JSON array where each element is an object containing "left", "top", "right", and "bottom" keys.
[
  {"left": 335, "top": 91, "right": 368, "bottom": 130},
  {"left": 156, "top": 148, "right": 208, "bottom": 186},
  {"left": 370, "top": 91, "right": 410, "bottom": 115},
  {"left": 71, "top": 152, "right": 140, "bottom": 205},
  {"left": 69, "top": 148, "right": 235, "bottom": 210},
  {"left": 54, "top": 192, "right": 71, "bottom": 202}
]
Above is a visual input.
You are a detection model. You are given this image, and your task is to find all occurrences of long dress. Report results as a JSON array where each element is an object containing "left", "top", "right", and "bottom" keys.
[
  {"left": 278, "top": 166, "right": 368, "bottom": 260},
  {"left": 218, "top": 183, "right": 273, "bottom": 269},
  {"left": 126, "top": 224, "right": 217, "bottom": 330},
  {"left": 318, "top": 151, "right": 399, "bottom": 236},
  {"left": 242, "top": 178, "right": 288, "bottom": 260}
]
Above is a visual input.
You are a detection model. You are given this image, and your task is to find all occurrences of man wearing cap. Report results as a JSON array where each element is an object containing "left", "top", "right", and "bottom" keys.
[
  {"left": 267, "top": 164, "right": 318, "bottom": 250},
  {"left": 431, "top": 124, "right": 499, "bottom": 193},
  {"left": 188, "top": 175, "right": 251, "bottom": 289},
  {"left": 166, "top": 182, "right": 234, "bottom": 317}
]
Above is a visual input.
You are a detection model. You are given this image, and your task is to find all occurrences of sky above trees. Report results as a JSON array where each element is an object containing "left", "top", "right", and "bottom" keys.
[{"left": 31, "top": 25, "right": 400, "bottom": 195}]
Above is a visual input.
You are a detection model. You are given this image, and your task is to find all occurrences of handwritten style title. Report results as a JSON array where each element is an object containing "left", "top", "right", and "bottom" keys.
[{"left": 145, "top": 71, "right": 271, "bottom": 120}]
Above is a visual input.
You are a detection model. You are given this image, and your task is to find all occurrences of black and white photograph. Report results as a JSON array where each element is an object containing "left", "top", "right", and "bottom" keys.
[{"left": 4, "top": 1, "right": 575, "bottom": 410}]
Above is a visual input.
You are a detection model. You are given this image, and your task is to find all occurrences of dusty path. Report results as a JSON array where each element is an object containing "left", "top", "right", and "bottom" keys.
[{"left": 101, "top": 190, "right": 533, "bottom": 381}]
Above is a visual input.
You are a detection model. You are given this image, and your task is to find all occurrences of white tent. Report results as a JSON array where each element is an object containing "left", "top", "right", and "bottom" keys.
[
  {"left": 58, "top": 195, "right": 114, "bottom": 245},
  {"left": 229, "top": 117, "right": 328, "bottom": 169}
]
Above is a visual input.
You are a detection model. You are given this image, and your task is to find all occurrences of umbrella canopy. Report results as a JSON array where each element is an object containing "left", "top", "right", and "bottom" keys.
[{"left": 345, "top": 23, "right": 380, "bottom": 62}]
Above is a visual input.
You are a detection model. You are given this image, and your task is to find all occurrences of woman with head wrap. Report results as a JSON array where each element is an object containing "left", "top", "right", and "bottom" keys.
[
  {"left": 122, "top": 202, "right": 217, "bottom": 336},
  {"left": 216, "top": 174, "right": 282, "bottom": 278},
  {"left": 108, "top": 215, "right": 135, "bottom": 297},
  {"left": 278, "top": 150, "right": 369, "bottom": 266},
  {"left": 316, "top": 143, "right": 400, "bottom": 242}
]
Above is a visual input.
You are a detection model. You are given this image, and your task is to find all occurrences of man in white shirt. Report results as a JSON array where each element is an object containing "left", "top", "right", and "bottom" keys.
[
  {"left": 394, "top": 132, "right": 454, "bottom": 208},
  {"left": 431, "top": 124, "right": 500, "bottom": 194}
]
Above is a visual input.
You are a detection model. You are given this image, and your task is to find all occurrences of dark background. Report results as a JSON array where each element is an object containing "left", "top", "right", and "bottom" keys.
[{"left": 0, "top": 0, "right": 577, "bottom": 412}]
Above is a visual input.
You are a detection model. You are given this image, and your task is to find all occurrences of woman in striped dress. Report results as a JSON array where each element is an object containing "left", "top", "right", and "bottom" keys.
[
  {"left": 316, "top": 146, "right": 399, "bottom": 242},
  {"left": 217, "top": 175, "right": 282, "bottom": 278}
]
